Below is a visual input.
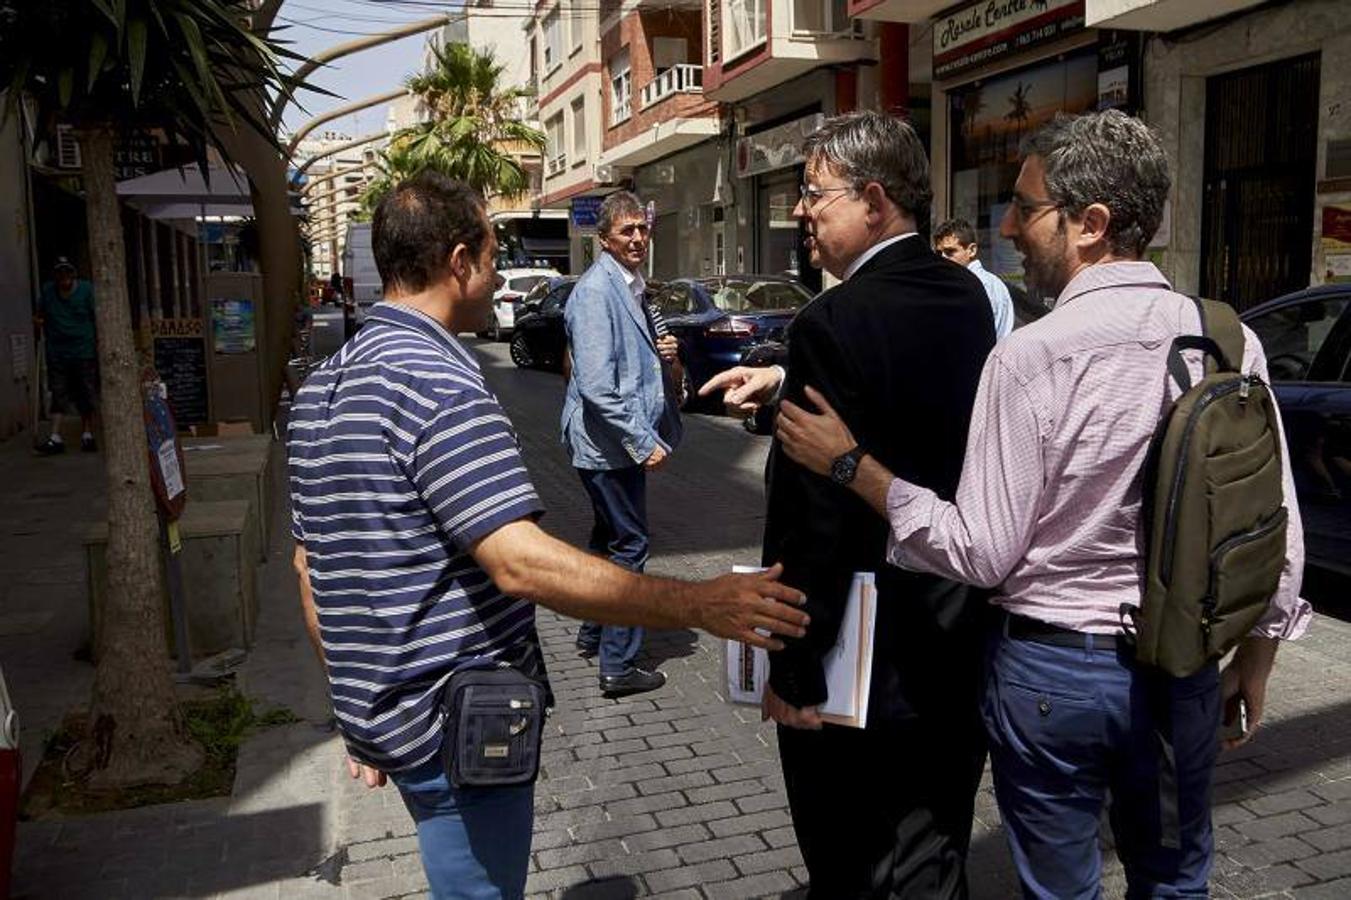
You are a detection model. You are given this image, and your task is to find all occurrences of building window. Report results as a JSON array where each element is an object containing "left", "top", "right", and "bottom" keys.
[
  {"left": 725, "top": 0, "right": 766, "bottom": 61},
  {"left": 792, "top": 0, "right": 850, "bottom": 34},
  {"left": 569, "top": 1, "right": 583, "bottom": 56},
  {"left": 708, "top": 0, "right": 721, "bottom": 65},
  {"left": 610, "top": 49, "right": 632, "bottom": 126},
  {"left": 546, "top": 114, "right": 566, "bottom": 175},
  {"left": 571, "top": 97, "right": 586, "bottom": 164},
  {"left": 543, "top": 8, "right": 562, "bottom": 74}
]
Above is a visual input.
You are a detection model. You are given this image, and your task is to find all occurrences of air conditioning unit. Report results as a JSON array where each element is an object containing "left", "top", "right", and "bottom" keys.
[
  {"left": 55, "top": 124, "right": 82, "bottom": 170},
  {"left": 594, "top": 164, "right": 620, "bottom": 185}
]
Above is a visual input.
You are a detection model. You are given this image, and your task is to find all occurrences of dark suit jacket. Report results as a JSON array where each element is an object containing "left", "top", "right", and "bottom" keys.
[{"left": 762, "top": 235, "right": 996, "bottom": 727}]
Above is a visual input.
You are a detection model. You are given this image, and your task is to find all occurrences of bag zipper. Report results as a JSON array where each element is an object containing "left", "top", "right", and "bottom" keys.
[
  {"left": 1200, "top": 506, "right": 1288, "bottom": 634},
  {"left": 1159, "top": 375, "right": 1265, "bottom": 584}
]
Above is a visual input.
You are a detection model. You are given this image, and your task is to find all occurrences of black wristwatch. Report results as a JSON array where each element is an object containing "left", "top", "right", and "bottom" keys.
[{"left": 829, "top": 445, "right": 865, "bottom": 486}]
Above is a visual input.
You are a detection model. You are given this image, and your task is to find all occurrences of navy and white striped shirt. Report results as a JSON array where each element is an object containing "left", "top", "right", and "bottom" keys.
[{"left": 287, "top": 302, "right": 547, "bottom": 771}]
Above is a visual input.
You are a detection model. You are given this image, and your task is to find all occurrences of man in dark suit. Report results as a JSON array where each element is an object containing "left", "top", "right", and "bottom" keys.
[{"left": 707, "top": 112, "right": 996, "bottom": 898}]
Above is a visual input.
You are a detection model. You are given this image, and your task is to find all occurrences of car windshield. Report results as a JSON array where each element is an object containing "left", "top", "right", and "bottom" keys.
[
  {"left": 509, "top": 275, "right": 549, "bottom": 294},
  {"left": 702, "top": 279, "right": 809, "bottom": 313}
]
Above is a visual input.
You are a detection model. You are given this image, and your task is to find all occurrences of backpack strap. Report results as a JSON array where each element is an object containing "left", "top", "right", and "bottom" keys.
[
  {"left": 1166, "top": 297, "right": 1243, "bottom": 392},
  {"left": 1198, "top": 297, "right": 1245, "bottom": 373}
]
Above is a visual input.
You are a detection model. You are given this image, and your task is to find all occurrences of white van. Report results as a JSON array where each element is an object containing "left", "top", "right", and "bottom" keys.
[{"left": 340, "top": 222, "right": 382, "bottom": 323}]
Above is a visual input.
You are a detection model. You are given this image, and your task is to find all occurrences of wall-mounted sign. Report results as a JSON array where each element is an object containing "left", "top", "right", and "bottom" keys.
[
  {"left": 1321, "top": 204, "right": 1351, "bottom": 251},
  {"left": 115, "top": 131, "right": 163, "bottom": 181},
  {"left": 933, "top": 0, "right": 1086, "bottom": 80},
  {"left": 211, "top": 299, "right": 255, "bottom": 354},
  {"left": 570, "top": 196, "right": 602, "bottom": 231},
  {"left": 1097, "top": 31, "right": 1141, "bottom": 112},
  {"left": 736, "top": 113, "right": 826, "bottom": 179}
]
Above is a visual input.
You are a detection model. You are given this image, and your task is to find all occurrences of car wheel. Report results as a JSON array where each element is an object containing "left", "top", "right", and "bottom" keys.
[{"left": 509, "top": 333, "right": 533, "bottom": 368}]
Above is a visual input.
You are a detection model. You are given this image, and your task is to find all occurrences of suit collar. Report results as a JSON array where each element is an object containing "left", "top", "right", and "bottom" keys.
[{"left": 845, "top": 232, "right": 925, "bottom": 281}]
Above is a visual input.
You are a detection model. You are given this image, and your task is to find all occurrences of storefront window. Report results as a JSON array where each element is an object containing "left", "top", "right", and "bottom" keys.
[{"left": 948, "top": 51, "right": 1097, "bottom": 301}]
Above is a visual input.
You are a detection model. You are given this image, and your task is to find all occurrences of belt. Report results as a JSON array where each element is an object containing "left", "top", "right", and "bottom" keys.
[{"left": 1005, "top": 613, "right": 1127, "bottom": 651}]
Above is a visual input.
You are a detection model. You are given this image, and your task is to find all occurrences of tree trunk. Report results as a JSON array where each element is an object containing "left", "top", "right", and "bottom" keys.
[{"left": 81, "top": 127, "right": 203, "bottom": 788}]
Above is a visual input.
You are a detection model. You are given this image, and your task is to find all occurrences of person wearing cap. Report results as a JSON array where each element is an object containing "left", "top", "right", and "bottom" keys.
[{"left": 35, "top": 258, "right": 99, "bottom": 454}]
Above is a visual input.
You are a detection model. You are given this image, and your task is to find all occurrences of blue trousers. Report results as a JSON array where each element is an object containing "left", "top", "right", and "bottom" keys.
[
  {"left": 575, "top": 465, "right": 649, "bottom": 676},
  {"left": 982, "top": 621, "right": 1220, "bottom": 899},
  {"left": 391, "top": 757, "right": 534, "bottom": 899}
]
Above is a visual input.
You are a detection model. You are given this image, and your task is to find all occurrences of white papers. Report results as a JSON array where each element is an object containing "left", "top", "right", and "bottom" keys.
[
  {"left": 819, "top": 573, "right": 876, "bottom": 729},
  {"left": 724, "top": 570, "right": 877, "bottom": 729},
  {"left": 158, "top": 439, "right": 186, "bottom": 500}
]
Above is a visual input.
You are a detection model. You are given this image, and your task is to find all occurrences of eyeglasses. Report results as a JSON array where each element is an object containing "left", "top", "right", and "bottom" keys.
[
  {"left": 798, "top": 184, "right": 854, "bottom": 211},
  {"left": 1011, "top": 195, "right": 1061, "bottom": 221}
]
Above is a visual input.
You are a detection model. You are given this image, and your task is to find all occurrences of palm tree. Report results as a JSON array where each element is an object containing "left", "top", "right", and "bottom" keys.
[
  {"left": 0, "top": 0, "right": 300, "bottom": 787},
  {"left": 360, "top": 42, "right": 545, "bottom": 213},
  {"left": 1005, "top": 81, "right": 1033, "bottom": 146}
]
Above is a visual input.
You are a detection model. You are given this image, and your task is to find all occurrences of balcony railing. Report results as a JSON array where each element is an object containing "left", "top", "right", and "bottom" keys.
[
  {"left": 545, "top": 153, "right": 568, "bottom": 176},
  {"left": 640, "top": 64, "right": 703, "bottom": 110}
]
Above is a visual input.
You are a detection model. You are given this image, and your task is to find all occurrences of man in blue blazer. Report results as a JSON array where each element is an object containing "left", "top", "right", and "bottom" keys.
[{"left": 562, "top": 191, "right": 683, "bottom": 697}]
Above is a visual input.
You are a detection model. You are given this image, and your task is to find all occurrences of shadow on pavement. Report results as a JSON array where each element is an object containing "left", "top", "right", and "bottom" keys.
[
  {"left": 14, "top": 801, "right": 327, "bottom": 898},
  {"left": 558, "top": 875, "right": 641, "bottom": 898}
]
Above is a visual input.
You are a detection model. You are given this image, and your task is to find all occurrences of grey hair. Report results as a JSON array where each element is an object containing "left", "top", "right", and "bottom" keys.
[
  {"left": 1022, "top": 110, "right": 1171, "bottom": 257},
  {"left": 801, "top": 111, "right": 932, "bottom": 221},
  {"left": 597, "top": 190, "right": 645, "bottom": 237}
]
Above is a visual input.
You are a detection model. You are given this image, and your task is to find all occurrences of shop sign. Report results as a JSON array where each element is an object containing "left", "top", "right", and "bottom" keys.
[
  {"left": 736, "top": 113, "right": 826, "bottom": 179},
  {"left": 570, "top": 196, "right": 602, "bottom": 231},
  {"left": 933, "top": 0, "right": 1086, "bottom": 80},
  {"left": 1321, "top": 204, "right": 1351, "bottom": 251},
  {"left": 211, "top": 299, "right": 255, "bottom": 354},
  {"left": 115, "top": 131, "right": 162, "bottom": 181},
  {"left": 1097, "top": 31, "right": 1141, "bottom": 112}
]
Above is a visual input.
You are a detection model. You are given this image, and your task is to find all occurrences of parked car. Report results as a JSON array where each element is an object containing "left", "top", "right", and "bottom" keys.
[
  {"left": 510, "top": 277, "right": 576, "bottom": 371},
  {"left": 649, "top": 276, "right": 813, "bottom": 409},
  {"left": 1240, "top": 284, "right": 1351, "bottom": 584},
  {"left": 480, "top": 268, "right": 558, "bottom": 341},
  {"left": 509, "top": 276, "right": 678, "bottom": 374}
]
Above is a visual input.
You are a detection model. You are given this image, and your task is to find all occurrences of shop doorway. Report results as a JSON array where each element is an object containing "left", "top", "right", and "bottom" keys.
[
  {"left": 1201, "top": 53, "right": 1319, "bottom": 311},
  {"left": 755, "top": 167, "right": 821, "bottom": 293}
]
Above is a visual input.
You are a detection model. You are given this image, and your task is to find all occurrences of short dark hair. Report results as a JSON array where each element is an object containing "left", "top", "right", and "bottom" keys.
[
  {"left": 802, "top": 111, "right": 932, "bottom": 222},
  {"left": 933, "top": 218, "right": 977, "bottom": 247},
  {"left": 372, "top": 172, "right": 489, "bottom": 295},
  {"left": 1022, "top": 110, "right": 1171, "bottom": 257},
  {"left": 597, "top": 190, "right": 645, "bottom": 238}
]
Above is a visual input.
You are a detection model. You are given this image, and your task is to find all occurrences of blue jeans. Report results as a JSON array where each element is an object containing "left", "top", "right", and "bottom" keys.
[
  {"left": 575, "top": 465, "right": 649, "bottom": 676},
  {"left": 982, "top": 620, "right": 1220, "bottom": 899},
  {"left": 390, "top": 757, "right": 535, "bottom": 899}
]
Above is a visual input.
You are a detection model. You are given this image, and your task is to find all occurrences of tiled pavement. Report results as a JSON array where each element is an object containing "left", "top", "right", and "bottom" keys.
[{"left": 8, "top": 337, "right": 1351, "bottom": 899}]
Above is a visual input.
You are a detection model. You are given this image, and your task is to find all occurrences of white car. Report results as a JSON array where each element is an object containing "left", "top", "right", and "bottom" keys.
[{"left": 481, "top": 268, "right": 559, "bottom": 341}]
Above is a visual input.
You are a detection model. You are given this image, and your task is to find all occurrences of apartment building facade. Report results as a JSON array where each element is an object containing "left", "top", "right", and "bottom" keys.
[{"left": 533, "top": 2, "right": 610, "bottom": 273}]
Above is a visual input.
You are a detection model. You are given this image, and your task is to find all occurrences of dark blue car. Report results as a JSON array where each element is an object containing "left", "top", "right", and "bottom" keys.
[
  {"left": 648, "top": 276, "right": 813, "bottom": 408},
  {"left": 1241, "top": 284, "right": 1351, "bottom": 585}
]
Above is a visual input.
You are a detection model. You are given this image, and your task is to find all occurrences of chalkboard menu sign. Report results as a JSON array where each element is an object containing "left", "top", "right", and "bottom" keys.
[{"left": 151, "top": 318, "right": 209, "bottom": 425}]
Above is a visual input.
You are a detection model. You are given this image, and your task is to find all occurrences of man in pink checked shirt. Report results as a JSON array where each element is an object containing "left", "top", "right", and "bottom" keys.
[{"left": 774, "top": 110, "right": 1311, "bottom": 899}]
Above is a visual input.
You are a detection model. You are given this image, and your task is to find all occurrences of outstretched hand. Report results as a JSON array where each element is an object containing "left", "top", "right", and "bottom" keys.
[
  {"left": 776, "top": 386, "right": 856, "bottom": 476},
  {"left": 698, "top": 366, "right": 784, "bottom": 416},
  {"left": 695, "top": 562, "right": 808, "bottom": 651}
]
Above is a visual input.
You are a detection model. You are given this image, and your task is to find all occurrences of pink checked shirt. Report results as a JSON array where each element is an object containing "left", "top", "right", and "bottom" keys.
[{"left": 885, "top": 261, "right": 1311, "bottom": 639}]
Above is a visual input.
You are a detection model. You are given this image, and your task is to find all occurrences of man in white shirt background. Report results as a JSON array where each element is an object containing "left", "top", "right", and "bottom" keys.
[{"left": 934, "top": 217, "right": 1015, "bottom": 340}]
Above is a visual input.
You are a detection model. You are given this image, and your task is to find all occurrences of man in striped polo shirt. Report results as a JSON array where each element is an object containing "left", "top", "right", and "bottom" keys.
[{"left": 288, "top": 172, "right": 808, "bottom": 899}]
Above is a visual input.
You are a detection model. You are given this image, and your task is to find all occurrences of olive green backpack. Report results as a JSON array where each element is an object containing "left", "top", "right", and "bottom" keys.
[{"left": 1131, "top": 297, "right": 1288, "bottom": 679}]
